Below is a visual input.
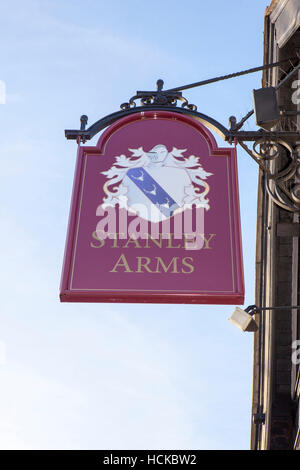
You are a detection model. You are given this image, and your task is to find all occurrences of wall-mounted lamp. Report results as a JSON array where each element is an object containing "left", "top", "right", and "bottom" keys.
[
  {"left": 229, "top": 304, "right": 300, "bottom": 333},
  {"left": 229, "top": 306, "right": 259, "bottom": 332}
]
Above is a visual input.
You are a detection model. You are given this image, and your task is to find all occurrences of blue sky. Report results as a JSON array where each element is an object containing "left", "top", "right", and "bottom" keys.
[{"left": 0, "top": 0, "right": 269, "bottom": 449}]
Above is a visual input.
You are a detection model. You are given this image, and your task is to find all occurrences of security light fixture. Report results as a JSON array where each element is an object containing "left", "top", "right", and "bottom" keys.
[
  {"left": 229, "top": 304, "right": 300, "bottom": 332},
  {"left": 229, "top": 306, "right": 259, "bottom": 332},
  {"left": 253, "top": 87, "right": 280, "bottom": 130}
]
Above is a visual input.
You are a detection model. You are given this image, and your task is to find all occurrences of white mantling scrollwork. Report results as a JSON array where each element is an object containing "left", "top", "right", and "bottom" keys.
[{"left": 100, "top": 145, "right": 213, "bottom": 222}]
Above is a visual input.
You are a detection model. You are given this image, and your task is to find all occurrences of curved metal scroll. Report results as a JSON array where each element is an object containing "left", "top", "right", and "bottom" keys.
[{"left": 239, "top": 139, "right": 300, "bottom": 213}]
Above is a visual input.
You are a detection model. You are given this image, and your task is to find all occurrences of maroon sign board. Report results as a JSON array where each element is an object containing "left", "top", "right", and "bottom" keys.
[{"left": 60, "top": 110, "right": 244, "bottom": 304}]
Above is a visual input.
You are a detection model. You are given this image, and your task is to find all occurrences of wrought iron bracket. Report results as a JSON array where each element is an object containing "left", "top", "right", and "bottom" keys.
[
  {"left": 120, "top": 79, "right": 197, "bottom": 111},
  {"left": 244, "top": 304, "right": 300, "bottom": 314},
  {"left": 65, "top": 79, "right": 300, "bottom": 212},
  {"left": 65, "top": 80, "right": 230, "bottom": 142},
  {"left": 236, "top": 137, "right": 300, "bottom": 213}
]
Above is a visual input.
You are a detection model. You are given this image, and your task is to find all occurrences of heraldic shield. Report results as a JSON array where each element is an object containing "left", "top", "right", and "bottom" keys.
[
  {"left": 101, "top": 144, "right": 213, "bottom": 223},
  {"left": 60, "top": 110, "right": 244, "bottom": 304}
]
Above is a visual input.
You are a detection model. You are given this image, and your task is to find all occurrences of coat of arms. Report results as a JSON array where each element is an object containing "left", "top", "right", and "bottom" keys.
[{"left": 101, "top": 145, "right": 213, "bottom": 223}]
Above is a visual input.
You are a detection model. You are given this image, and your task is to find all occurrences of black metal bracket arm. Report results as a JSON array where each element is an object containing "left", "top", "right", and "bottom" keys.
[{"left": 245, "top": 304, "right": 300, "bottom": 315}]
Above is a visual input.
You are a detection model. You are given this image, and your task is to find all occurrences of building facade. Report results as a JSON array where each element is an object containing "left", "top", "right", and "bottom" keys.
[{"left": 251, "top": 0, "right": 300, "bottom": 450}]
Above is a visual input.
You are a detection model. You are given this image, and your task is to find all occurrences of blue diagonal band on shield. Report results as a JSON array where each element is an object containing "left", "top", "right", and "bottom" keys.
[{"left": 127, "top": 167, "right": 180, "bottom": 217}]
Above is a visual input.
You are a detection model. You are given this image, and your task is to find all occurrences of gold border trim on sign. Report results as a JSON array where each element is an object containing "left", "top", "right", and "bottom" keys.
[{"left": 69, "top": 115, "right": 236, "bottom": 294}]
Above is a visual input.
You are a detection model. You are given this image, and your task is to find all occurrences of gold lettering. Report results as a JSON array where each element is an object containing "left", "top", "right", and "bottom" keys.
[
  {"left": 124, "top": 236, "right": 142, "bottom": 249},
  {"left": 182, "top": 257, "right": 194, "bottom": 273},
  {"left": 145, "top": 234, "right": 162, "bottom": 249},
  {"left": 155, "top": 257, "right": 179, "bottom": 273},
  {"left": 136, "top": 257, "right": 153, "bottom": 273},
  {"left": 200, "top": 233, "right": 216, "bottom": 249},
  {"left": 110, "top": 254, "right": 133, "bottom": 273},
  {"left": 166, "top": 233, "right": 181, "bottom": 249},
  {"left": 107, "top": 232, "right": 126, "bottom": 248},
  {"left": 184, "top": 234, "right": 196, "bottom": 250},
  {"left": 90, "top": 231, "right": 105, "bottom": 248},
  {"left": 105, "top": 232, "right": 118, "bottom": 248},
  {"left": 184, "top": 233, "right": 216, "bottom": 249}
]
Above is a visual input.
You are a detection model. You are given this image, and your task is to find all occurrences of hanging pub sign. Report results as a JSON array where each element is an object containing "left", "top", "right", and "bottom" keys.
[{"left": 60, "top": 107, "right": 244, "bottom": 304}]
